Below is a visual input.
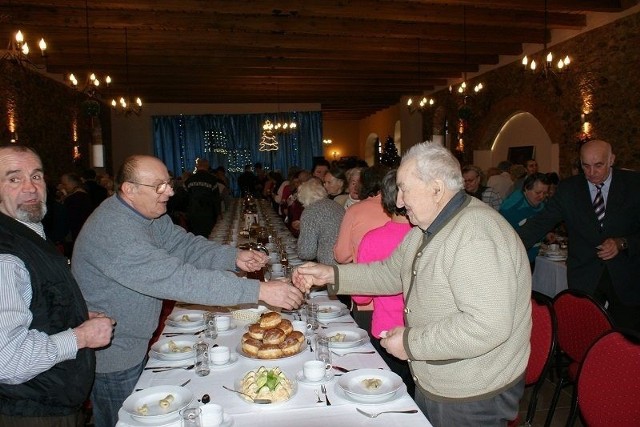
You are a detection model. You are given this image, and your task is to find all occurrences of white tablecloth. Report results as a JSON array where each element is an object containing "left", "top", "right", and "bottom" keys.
[
  {"left": 532, "top": 255, "right": 568, "bottom": 297},
  {"left": 117, "top": 297, "right": 432, "bottom": 427}
]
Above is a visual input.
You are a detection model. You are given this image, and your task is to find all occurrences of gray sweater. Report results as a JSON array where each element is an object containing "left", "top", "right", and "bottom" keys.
[
  {"left": 296, "top": 198, "right": 344, "bottom": 265},
  {"left": 72, "top": 195, "right": 260, "bottom": 373}
]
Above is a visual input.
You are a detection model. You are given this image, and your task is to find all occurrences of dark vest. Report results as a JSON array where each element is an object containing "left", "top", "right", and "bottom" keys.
[{"left": 0, "top": 213, "right": 95, "bottom": 416}]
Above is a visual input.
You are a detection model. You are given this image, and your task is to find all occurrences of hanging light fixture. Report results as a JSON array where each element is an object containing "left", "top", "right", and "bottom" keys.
[
  {"left": 262, "top": 83, "right": 297, "bottom": 133},
  {"left": 521, "top": 0, "right": 571, "bottom": 77},
  {"left": 2, "top": 30, "right": 48, "bottom": 70},
  {"left": 449, "top": 6, "right": 484, "bottom": 97},
  {"left": 111, "top": 28, "right": 143, "bottom": 116},
  {"left": 407, "top": 39, "right": 435, "bottom": 113},
  {"left": 68, "top": 0, "right": 112, "bottom": 98}
]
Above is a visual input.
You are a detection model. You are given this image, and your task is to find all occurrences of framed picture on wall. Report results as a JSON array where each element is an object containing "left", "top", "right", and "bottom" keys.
[{"left": 507, "top": 146, "right": 535, "bottom": 166}]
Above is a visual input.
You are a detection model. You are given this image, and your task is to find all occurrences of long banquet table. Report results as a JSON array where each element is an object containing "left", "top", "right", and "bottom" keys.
[
  {"left": 116, "top": 297, "right": 432, "bottom": 427},
  {"left": 532, "top": 255, "right": 568, "bottom": 298}
]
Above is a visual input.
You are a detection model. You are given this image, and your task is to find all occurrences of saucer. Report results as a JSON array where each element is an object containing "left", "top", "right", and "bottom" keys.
[
  {"left": 209, "top": 353, "right": 239, "bottom": 370},
  {"left": 295, "top": 370, "right": 335, "bottom": 385},
  {"left": 216, "top": 323, "right": 238, "bottom": 335}
]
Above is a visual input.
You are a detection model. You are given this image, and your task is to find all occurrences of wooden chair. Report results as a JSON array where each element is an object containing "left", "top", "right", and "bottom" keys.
[
  {"left": 574, "top": 329, "right": 640, "bottom": 427},
  {"left": 545, "top": 289, "right": 613, "bottom": 426}
]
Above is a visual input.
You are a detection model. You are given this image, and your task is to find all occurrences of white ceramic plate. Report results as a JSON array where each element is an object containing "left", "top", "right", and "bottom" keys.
[
  {"left": 232, "top": 372, "right": 298, "bottom": 405},
  {"left": 295, "top": 370, "right": 335, "bottom": 385},
  {"left": 337, "top": 369, "right": 403, "bottom": 403},
  {"left": 333, "top": 382, "right": 402, "bottom": 405},
  {"left": 122, "top": 386, "right": 193, "bottom": 424},
  {"left": 322, "top": 326, "right": 369, "bottom": 349},
  {"left": 165, "top": 310, "right": 205, "bottom": 328},
  {"left": 217, "top": 323, "right": 238, "bottom": 335},
  {"left": 150, "top": 338, "right": 196, "bottom": 361},
  {"left": 545, "top": 254, "right": 567, "bottom": 261},
  {"left": 209, "top": 353, "right": 239, "bottom": 370},
  {"left": 235, "top": 341, "right": 307, "bottom": 361},
  {"left": 316, "top": 302, "right": 348, "bottom": 320}
]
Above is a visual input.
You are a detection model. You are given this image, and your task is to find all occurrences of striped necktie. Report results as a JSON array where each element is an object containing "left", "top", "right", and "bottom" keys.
[{"left": 593, "top": 183, "right": 605, "bottom": 228}]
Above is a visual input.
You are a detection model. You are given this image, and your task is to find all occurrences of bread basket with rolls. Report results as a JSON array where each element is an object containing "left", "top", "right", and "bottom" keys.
[{"left": 240, "top": 312, "right": 305, "bottom": 359}]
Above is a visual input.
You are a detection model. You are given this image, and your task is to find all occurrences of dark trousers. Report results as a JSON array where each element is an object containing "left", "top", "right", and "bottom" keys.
[
  {"left": 593, "top": 268, "right": 640, "bottom": 332},
  {"left": 0, "top": 412, "right": 85, "bottom": 427}
]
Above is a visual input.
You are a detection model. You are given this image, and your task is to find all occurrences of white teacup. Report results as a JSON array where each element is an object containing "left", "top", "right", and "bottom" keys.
[
  {"left": 215, "top": 315, "right": 231, "bottom": 331},
  {"left": 292, "top": 320, "right": 310, "bottom": 334},
  {"left": 200, "top": 403, "right": 224, "bottom": 427},
  {"left": 271, "top": 263, "right": 283, "bottom": 273},
  {"left": 303, "top": 360, "right": 330, "bottom": 382},
  {"left": 210, "top": 346, "right": 230, "bottom": 365}
]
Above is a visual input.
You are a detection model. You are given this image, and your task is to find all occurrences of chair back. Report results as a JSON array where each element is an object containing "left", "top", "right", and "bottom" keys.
[
  {"left": 576, "top": 330, "right": 640, "bottom": 426},
  {"left": 552, "top": 289, "right": 613, "bottom": 365},
  {"left": 525, "top": 291, "right": 556, "bottom": 385}
]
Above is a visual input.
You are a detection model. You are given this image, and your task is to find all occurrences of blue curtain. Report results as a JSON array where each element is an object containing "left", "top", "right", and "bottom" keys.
[{"left": 153, "top": 111, "right": 323, "bottom": 195}]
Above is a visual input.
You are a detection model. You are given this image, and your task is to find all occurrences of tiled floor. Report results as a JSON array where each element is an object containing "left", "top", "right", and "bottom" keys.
[{"left": 517, "top": 378, "right": 584, "bottom": 427}]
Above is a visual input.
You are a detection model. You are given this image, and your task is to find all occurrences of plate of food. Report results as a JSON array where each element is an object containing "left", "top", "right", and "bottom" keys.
[
  {"left": 122, "top": 385, "right": 193, "bottom": 424},
  {"left": 165, "top": 310, "right": 206, "bottom": 328},
  {"left": 323, "top": 326, "right": 369, "bottom": 349},
  {"left": 316, "top": 302, "right": 348, "bottom": 320},
  {"left": 237, "top": 312, "right": 307, "bottom": 360},
  {"left": 150, "top": 338, "right": 196, "bottom": 361},
  {"left": 233, "top": 366, "right": 297, "bottom": 405},
  {"left": 336, "top": 369, "right": 403, "bottom": 403}
]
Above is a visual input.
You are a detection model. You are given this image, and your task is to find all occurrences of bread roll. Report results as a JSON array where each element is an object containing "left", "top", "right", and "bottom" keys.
[
  {"left": 288, "top": 330, "right": 305, "bottom": 344},
  {"left": 280, "top": 336, "right": 302, "bottom": 356},
  {"left": 241, "top": 332, "right": 252, "bottom": 343},
  {"left": 259, "top": 311, "right": 282, "bottom": 329},
  {"left": 257, "top": 344, "right": 283, "bottom": 359},
  {"left": 248, "top": 324, "right": 265, "bottom": 340},
  {"left": 263, "top": 328, "right": 286, "bottom": 345},
  {"left": 242, "top": 338, "right": 262, "bottom": 357},
  {"left": 276, "top": 319, "right": 293, "bottom": 335}
]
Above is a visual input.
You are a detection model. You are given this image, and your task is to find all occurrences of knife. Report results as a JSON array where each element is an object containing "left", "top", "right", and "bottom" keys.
[{"left": 332, "top": 366, "right": 352, "bottom": 373}]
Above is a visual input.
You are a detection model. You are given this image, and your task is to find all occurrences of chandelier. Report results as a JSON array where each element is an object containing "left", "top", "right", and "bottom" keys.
[
  {"left": 68, "top": 0, "right": 111, "bottom": 99},
  {"left": 406, "top": 39, "right": 435, "bottom": 114},
  {"left": 3, "top": 30, "right": 48, "bottom": 70},
  {"left": 262, "top": 83, "right": 297, "bottom": 133},
  {"left": 521, "top": 0, "right": 571, "bottom": 77},
  {"left": 110, "top": 28, "right": 143, "bottom": 116},
  {"left": 449, "top": 6, "right": 484, "bottom": 97}
]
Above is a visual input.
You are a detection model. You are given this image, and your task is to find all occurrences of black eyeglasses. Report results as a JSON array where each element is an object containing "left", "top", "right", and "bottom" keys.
[{"left": 128, "top": 180, "right": 173, "bottom": 194}]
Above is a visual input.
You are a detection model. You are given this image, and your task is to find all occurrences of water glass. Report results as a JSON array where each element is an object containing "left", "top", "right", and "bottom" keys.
[
  {"left": 194, "top": 340, "right": 210, "bottom": 377},
  {"left": 315, "top": 335, "right": 332, "bottom": 367},
  {"left": 203, "top": 312, "right": 218, "bottom": 339},
  {"left": 180, "top": 406, "right": 202, "bottom": 427},
  {"left": 306, "top": 303, "right": 319, "bottom": 331}
]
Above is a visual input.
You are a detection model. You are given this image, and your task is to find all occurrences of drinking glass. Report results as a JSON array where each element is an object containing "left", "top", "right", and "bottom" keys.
[
  {"left": 306, "top": 303, "right": 319, "bottom": 331},
  {"left": 203, "top": 312, "right": 218, "bottom": 339},
  {"left": 180, "top": 406, "right": 202, "bottom": 427},
  {"left": 315, "top": 335, "right": 332, "bottom": 368},
  {"left": 194, "top": 340, "right": 210, "bottom": 377}
]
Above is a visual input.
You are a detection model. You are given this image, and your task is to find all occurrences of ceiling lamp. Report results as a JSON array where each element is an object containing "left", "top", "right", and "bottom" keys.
[
  {"left": 262, "top": 84, "right": 297, "bottom": 133},
  {"left": 449, "top": 6, "right": 484, "bottom": 97},
  {"left": 2, "top": 30, "right": 48, "bottom": 70},
  {"left": 68, "top": 0, "right": 111, "bottom": 98},
  {"left": 111, "top": 28, "right": 143, "bottom": 116},
  {"left": 407, "top": 39, "right": 435, "bottom": 114},
  {"left": 521, "top": 0, "right": 571, "bottom": 77}
]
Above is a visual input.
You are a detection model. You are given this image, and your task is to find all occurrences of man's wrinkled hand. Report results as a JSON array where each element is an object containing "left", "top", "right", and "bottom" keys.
[
  {"left": 380, "top": 327, "right": 408, "bottom": 360},
  {"left": 292, "top": 262, "right": 334, "bottom": 292},
  {"left": 259, "top": 280, "right": 304, "bottom": 310},
  {"left": 236, "top": 249, "right": 268, "bottom": 272}
]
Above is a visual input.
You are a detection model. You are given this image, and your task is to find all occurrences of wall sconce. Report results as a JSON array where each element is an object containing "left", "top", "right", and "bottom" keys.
[
  {"left": 322, "top": 139, "right": 332, "bottom": 144},
  {"left": 332, "top": 151, "right": 339, "bottom": 160},
  {"left": 10, "top": 132, "right": 18, "bottom": 143}
]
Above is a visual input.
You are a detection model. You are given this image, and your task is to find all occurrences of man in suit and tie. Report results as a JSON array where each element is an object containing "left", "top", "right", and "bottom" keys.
[{"left": 519, "top": 139, "right": 640, "bottom": 331}]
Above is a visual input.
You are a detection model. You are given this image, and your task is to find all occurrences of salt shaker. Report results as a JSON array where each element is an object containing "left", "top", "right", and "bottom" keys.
[{"left": 194, "top": 340, "right": 210, "bottom": 377}]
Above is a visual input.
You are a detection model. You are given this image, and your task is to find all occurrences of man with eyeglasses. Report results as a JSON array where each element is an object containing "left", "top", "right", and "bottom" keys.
[{"left": 71, "top": 155, "right": 305, "bottom": 427}]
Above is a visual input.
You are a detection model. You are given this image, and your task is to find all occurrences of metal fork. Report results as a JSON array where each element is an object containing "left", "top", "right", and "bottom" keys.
[
  {"left": 356, "top": 408, "right": 418, "bottom": 418},
  {"left": 331, "top": 350, "right": 375, "bottom": 357},
  {"left": 320, "top": 384, "right": 331, "bottom": 406},
  {"left": 315, "top": 389, "right": 323, "bottom": 403}
]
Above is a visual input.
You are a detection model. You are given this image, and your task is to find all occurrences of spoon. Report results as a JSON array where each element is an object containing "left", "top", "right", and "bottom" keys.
[{"left": 222, "top": 385, "right": 272, "bottom": 404}]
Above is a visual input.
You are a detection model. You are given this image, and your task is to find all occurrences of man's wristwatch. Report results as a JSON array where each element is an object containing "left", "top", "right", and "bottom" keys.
[{"left": 618, "top": 238, "right": 629, "bottom": 251}]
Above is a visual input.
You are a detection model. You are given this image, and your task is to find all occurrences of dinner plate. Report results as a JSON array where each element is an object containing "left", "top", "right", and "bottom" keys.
[
  {"left": 337, "top": 369, "right": 403, "bottom": 403},
  {"left": 295, "top": 370, "right": 335, "bottom": 385},
  {"left": 217, "top": 323, "right": 238, "bottom": 335},
  {"left": 165, "top": 310, "right": 206, "bottom": 328},
  {"left": 235, "top": 341, "right": 307, "bottom": 361},
  {"left": 316, "top": 302, "right": 348, "bottom": 320},
  {"left": 322, "top": 326, "right": 369, "bottom": 349},
  {"left": 545, "top": 254, "right": 567, "bottom": 261},
  {"left": 233, "top": 371, "right": 298, "bottom": 405},
  {"left": 122, "top": 385, "right": 193, "bottom": 424},
  {"left": 209, "top": 353, "right": 239, "bottom": 370},
  {"left": 150, "top": 338, "right": 196, "bottom": 361},
  {"left": 333, "top": 382, "right": 402, "bottom": 405}
]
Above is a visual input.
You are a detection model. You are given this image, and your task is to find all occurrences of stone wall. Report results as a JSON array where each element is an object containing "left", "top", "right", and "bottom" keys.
[
  {"left": 422, "top": 11, "right": 640, "bottom": 177},
  {"left": 0, "top": 61, "right": 112, "bottom": 179}
]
